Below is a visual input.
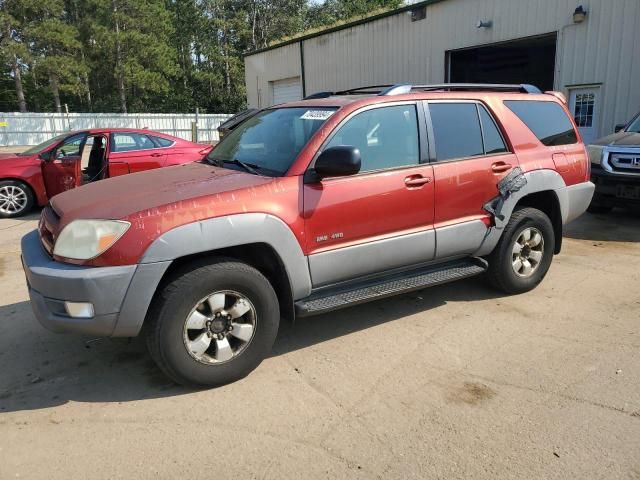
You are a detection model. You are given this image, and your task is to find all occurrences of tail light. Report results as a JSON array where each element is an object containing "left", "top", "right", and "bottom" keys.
[{"left": 198, "top": 145, "right": 214, "bottom": 155}]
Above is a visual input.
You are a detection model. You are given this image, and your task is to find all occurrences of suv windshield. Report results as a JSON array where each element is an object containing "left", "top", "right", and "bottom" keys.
[
  {"left": 626, "top": 114, "right": 640, "bottom": 133},
  {"left": 207, "top": 107, "right": 337, "bottom": 176},
  {"left": 18, "top": 134, "right": 69, "bottom": 156}
]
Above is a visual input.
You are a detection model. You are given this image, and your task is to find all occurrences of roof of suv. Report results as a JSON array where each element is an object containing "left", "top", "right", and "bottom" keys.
[{"left": 271, "top": 83, "right": 566, "bottom": 110}]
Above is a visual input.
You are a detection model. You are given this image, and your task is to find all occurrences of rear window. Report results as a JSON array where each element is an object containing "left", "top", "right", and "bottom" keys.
[
  {"left": 152, "top": 136, "right": 174, "bottom": 147},
  {"left": 505, "top": 100, "right": 577, "bottom": 146}
]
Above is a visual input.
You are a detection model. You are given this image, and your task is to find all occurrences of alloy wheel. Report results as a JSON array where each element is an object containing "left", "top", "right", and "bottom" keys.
[
  {"left": 0, "top": 185, "right": 28, "bottom": 215},
  {"left": 511, "top": 227, "right": 545, "bottom": 278},
  {"left": 182, "top": 290, "right": 257, "bottom": 364}
]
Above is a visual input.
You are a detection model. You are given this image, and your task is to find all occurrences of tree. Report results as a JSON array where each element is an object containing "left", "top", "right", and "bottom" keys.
[
  {"left": 28, "top": 15, "right": 87, "bottom": 113},
  {"left": 87, "top": 0, "right": 178, "bottom": 112},
  {"left": 0, "top": 0, "right": 31, "bottom": 112},
  {"left": 0, "top": 0, "right": 407, "bottom": 113}
]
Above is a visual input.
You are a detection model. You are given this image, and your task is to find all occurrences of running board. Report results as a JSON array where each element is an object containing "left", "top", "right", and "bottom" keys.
[{"left": 295, "top": 258, "right": 488, "bottom": 317}]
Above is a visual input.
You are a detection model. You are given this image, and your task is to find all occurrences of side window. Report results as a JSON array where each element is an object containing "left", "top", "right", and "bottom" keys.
[
  {"left": 429, "top": 103, "right": 483, "bottom": 161},
  {"left": 505, "top": 100, "right": 578, "bottom": 146},
  {"left": 55, "top": 134, "right": 86, "bottom": 158},
  {"left": 325, "top": 105, "right": 419, "bottom": 172},
  {"left": 151, "top": 135, "right": 174, "bottom": 147},
  {"left": 111, "top": 133, "right": 156, "bottom": 152},
  {"left": 478, "top": 106, "right": 508, "bottom": 155}
]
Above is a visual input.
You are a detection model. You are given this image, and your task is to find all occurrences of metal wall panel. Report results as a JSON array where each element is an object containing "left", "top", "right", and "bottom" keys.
[
  {"left": 245, "top": 0, "right": 640, "bottom": 137},
  {"left": 244, "top": 42, "right": 301, "bottom": 108},
  {"left": 0, "top": 113, "right": 232, "bottom": 146}
]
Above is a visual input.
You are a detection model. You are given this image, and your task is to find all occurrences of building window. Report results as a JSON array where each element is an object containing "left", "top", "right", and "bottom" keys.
[
  {"left": 410, "top": 6, "right": 427, "bottom": 21},
  {"left": 573, "top": 92, "right": 595, "bottom": 127}
]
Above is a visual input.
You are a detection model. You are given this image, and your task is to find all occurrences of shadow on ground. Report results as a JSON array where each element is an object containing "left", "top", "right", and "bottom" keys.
[
  {"left": 0, "top": 278, "right": 501, "bottom": 413},
  {"left": 565, "top": 208, "right": 640, "bottom": 242}
]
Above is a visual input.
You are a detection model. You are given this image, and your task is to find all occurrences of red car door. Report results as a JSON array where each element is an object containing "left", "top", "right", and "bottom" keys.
[
  {"left": 108, "top": 132, "right": 167, "bottom": 176},
  {"left": 303, "top": 103, "right": 435, "bottom": 287},
  {"left": 426, "top": 101, "right": 519, "bottom": 259},
  {"left": 41, "top": 133, "right": 86, "bottom": 198}
]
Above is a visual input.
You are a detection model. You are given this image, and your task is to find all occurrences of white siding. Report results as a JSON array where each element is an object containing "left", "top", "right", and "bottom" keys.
[
  {"left": 245, "top": 0, "right": 640, "bottom": 137},
  {"left": 245, "top": 42, "right": 301, "bottom": 108},
  {"left": 0, "top": 113, "right": 232, "bottom": 146}
]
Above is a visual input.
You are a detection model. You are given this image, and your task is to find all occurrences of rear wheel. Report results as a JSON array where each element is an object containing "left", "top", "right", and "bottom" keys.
[
  {"left": 486, "top": 207, "right": 555, "bottom": 294},
  {"left": 146, "top": 258, "right": 280, "bottom": 387},
  {"left": 0, "top": 180, "right": 34, "bottom": 218}
]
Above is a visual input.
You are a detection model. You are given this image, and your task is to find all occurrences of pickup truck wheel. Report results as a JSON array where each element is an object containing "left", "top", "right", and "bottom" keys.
[
  {"left": 145, "top": 258, "right": 280, "bottom": 387},
  {"left": 486, "top": 207, "right": 555, "bottom": 294},
  {"left": 0, "top": 180, "right": 34, "bottom": 218}
]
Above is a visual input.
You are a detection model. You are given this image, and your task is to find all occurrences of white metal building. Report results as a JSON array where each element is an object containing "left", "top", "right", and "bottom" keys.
[{"left": 244, "top": 0, "right": 640, "bottom": 144}]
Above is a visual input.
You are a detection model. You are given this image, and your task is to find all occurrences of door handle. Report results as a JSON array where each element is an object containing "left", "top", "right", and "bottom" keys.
[
  {"left": 404, "top": 175, "right": 432, "bottom": 187},
  {"left": 491, "top": 162, "right": 513, "bottom": 173},
  {"left": 151, "top": 152, "right": 163, "bottom": 157}
]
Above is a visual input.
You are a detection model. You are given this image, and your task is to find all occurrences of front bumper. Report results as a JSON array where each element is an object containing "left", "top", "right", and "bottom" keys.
[
  {"left": 21, "top": 230, "right": 170, "bottom": 337},
  {"left": 591, "top": 164, "right": 640, "bottom": 206}
]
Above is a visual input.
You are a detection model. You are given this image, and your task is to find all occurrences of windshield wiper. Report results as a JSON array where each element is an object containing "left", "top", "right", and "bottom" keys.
[{"left": 220, "top": 158, "right": 261, "bottom": 175}]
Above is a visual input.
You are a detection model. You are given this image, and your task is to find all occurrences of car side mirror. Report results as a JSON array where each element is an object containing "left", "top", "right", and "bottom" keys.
[
  {"left": 39, "top": 151, "right": 52, "bottom": 161},
  {"left": 614, "top": 124, "right": 626, "bottom": 133},
  {"left": 309, "top": 146, "right": 361, "bottom": 182}
]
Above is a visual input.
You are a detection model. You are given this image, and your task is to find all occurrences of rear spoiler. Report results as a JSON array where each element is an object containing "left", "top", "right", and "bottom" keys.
[{"left": 544, "top": 91, "right": 567, "bottom": 104}]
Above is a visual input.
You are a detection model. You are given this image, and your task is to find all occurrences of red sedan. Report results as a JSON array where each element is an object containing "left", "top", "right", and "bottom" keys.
[{"left": 0, "top": 128, "right": 214, "bottom": 218}]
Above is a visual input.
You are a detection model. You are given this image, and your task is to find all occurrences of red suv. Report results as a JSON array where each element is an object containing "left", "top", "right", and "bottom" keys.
[
  {"left": 0, "top": 128, "right": 213, "bottom": 218},
  {"left": 21, "top": 84, "right": 594, "bottom": 387}
]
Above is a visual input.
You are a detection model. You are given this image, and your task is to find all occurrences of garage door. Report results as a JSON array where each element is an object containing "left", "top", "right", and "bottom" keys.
[
  {"left": 271, "top": 77, "right": 302, "bottom": 105},
  {"left": 447, "top": 33, "right": 557, "bottom": 92}
]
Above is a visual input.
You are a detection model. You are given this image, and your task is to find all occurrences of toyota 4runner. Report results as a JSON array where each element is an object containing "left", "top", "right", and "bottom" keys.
[{"left": 21, "top": 83, "right": 595, "bottom": 387}]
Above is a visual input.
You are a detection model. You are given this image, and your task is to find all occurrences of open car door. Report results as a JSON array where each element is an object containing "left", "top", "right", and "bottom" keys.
[{"left": 42, "top": 133, "right": 86, "bottom": 198}]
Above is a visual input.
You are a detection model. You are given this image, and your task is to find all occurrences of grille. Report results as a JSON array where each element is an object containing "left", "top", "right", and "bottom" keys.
[{"left": 610, "top": 152, "right": 640, "bottom": 173}]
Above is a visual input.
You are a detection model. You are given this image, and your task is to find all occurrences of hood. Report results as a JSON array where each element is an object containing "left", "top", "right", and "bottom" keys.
[
  {"left": 0, "top": 152, "right": 39, "bottom": 170},
  {"left": 51, "top": 162, "right": 275, "bottom": 221},
  {"left": 591, "top": 131, "right": 640, "bottom": 147}
]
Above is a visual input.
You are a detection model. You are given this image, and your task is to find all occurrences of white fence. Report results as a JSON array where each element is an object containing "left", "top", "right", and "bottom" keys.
[{"left": 0, "top": 112, "right": 233, "bottom": 146}]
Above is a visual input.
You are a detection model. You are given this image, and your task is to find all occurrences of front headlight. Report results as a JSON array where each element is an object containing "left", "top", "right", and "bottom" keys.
[
  {"left": 587, "top": 145, "right": 604, "bottom": 165},
  {"left": 53, "top": 220, "right": 130, "bottom": 260}
]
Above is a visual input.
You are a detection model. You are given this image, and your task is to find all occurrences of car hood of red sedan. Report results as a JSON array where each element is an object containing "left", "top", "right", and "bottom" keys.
[
  {"left": 50, "top": 162, "right": 275, "bottom": 221},
  {"left": 0, "top": 152, "right": 37, "bottom": 167}
]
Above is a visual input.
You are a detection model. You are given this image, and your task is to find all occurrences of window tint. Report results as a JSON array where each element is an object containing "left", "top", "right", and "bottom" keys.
[
  {"left": 430, "top": 103, "right": 483, "bottom": 161},
  {"left": 112, "top": 133, "right": 156, "bottom": 152},
  {"left": 55, "top": 134, "right": 86, "bottom": 158},
  {"left": 505, "top": 100, "right": 577, "bottom": 146},
  {"left": 478, "top": 106, "right": 508, "bottom": 154},
  {"left": 152, "top": 136, "right": 174, "bottom": 147},
  {"left": 325, "top": 105, "right": 419, "bottom": 172}
]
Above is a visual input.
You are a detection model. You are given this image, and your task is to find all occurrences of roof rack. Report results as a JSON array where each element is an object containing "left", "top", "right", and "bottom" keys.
[{"left": 303, "top": 83, "right": 542, "bottom": 99}]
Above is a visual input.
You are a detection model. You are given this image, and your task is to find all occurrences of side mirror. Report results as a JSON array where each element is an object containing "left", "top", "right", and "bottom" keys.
[
  {"left": 312, "top": 146, "right": 361, "bottom": 180},
  {"left": 614, "top": 124, "right": 626, "bottom": 133}
]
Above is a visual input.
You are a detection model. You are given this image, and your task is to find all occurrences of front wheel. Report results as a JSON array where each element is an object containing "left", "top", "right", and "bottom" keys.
[
  {"left": 146, "top": 258, "right": 280, "bottom": 387},
  {"left": 0, "top": 180, "right": 34, "bottom": 218},
  {"left": 486, "top": 207, "right": 555, "bottom": 294}
]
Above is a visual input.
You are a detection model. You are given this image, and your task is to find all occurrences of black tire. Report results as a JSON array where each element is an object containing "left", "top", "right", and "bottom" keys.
[
  {"left": 486, "top": 207, "right": 555, "bottom": 295},
  {"left": 0, "top": 179, "right": 34, "bottom": 218},
  {"left": 145, "top": 257, "right": 280, "bottom": 387}
]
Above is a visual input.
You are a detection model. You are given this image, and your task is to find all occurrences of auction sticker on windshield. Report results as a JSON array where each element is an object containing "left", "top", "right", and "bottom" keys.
[{"left": 301, "top": 110, "right": 334, "bottom": 121}]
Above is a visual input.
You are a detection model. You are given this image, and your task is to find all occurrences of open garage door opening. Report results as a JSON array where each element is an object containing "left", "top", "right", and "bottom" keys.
[{"left": 447, "top": 33, "right": 557, "bottom": 92}]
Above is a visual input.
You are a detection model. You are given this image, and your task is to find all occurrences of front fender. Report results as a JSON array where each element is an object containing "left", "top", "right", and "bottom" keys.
[{"left": 141, "top": 213, "right": 312, "bottom": 300}]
